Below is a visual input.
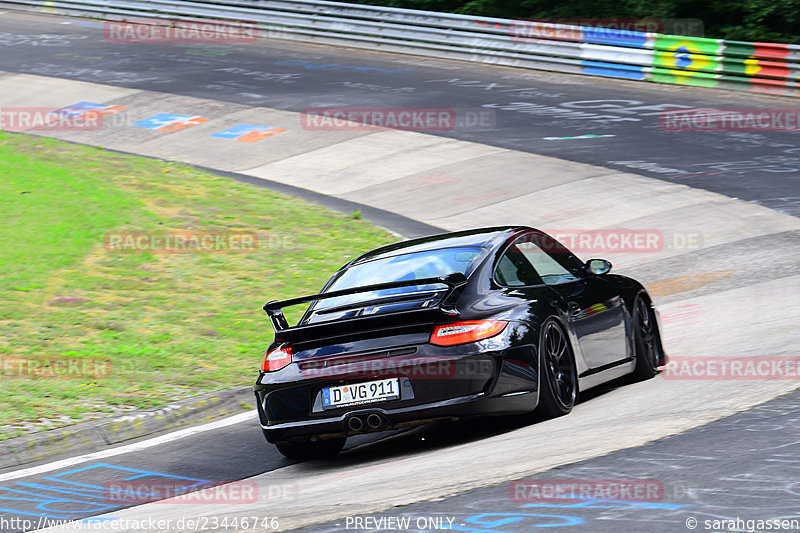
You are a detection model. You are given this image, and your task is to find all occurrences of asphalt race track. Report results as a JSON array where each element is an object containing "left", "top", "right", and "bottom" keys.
[
  {"left": 0, "top": 414, "right": 402, "bottom": 532},
  {"left": 1, "top": 8, "right": 800, "bottom": 533},
  {"left": 296, "top": 387, "right": 800, "bottom": 533},
  {"left": 0, "top": 12, "right": 799, "bottom": 215},
  {"left": 3, "top": 387, "right": 800, "bottom": 533}
]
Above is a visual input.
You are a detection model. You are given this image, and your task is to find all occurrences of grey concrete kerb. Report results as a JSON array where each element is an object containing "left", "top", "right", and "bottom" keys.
[{"left": 0, "top": 386, "right": 254, "bottom": 471}]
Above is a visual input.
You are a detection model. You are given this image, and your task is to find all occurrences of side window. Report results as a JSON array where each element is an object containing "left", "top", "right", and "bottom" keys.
[
  {"left": 495, "top": 233, "right": 580, "bottom": 287},
  {"left": 494, "top": 244, "right": 542, "bottom": 287},
  {"left": 516, "top": 233, "right": 579, "bottom": 285}
]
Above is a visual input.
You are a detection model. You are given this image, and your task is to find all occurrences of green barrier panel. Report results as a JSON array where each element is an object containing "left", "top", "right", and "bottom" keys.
[
  {"left": 0, "top": 0, "right": 799, "bottom": 97},
  {"left": 648, "top": 67, "right": 799, "bottom": 96},
  {"left": 651, "top": 35, "right": 724, "bottom": 86},
  {"left": 650, "top": 66, "right": 720, "bottom": 88},
  {"left": 722, "top": 40, "right": 798, "bottom": 61}
]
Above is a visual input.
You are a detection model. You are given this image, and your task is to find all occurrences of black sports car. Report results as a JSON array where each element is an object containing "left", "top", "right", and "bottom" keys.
[{"left": 254, "top": 226, "right": 666, "bottom": 459}]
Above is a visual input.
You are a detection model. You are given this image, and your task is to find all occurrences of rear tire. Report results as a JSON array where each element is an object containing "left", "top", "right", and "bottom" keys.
[
  {"left": 631, "top": 295, "right": 662, "bottom": 381},
  {"left": 534, "top": 320, "right": 578, "bottom": 419},
  {"left": 275, "top": 438, "right": 346, "bottom": 460}
]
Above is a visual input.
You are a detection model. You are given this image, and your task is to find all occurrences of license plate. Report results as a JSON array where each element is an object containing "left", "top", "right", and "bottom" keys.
[{"left": 322, "top": 378, "right": 399, "bottom": 409}]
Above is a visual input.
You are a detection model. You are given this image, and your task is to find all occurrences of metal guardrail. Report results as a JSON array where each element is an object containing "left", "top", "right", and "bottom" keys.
[{"left": 1, "top": 0, "right": 798, "bottom": 97}]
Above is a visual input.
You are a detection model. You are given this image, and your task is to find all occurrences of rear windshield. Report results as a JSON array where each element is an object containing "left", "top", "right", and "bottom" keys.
[
  {"left": 327, "top": 246, "right": 485, "bottom": 292},
  {"left": 301, "top": 246, "right": 485, "bottom": 321}
]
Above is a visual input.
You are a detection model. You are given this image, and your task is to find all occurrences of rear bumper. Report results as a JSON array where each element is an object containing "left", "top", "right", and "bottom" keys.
[
  {"left": 254, "top": 342, "right": 540, "bottom": 443},
  {"left": 256, "top": 390, "right": 534, "bottom": 443}
]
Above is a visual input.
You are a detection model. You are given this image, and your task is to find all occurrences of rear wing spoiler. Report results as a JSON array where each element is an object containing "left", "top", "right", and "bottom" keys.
[{"left": 263, "top": 272, "right": 468, "bottom": 332}]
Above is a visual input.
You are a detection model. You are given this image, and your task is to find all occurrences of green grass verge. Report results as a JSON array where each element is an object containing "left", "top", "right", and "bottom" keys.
[{"left": 0, "top": 132, "right": 397, "bottom": 439}]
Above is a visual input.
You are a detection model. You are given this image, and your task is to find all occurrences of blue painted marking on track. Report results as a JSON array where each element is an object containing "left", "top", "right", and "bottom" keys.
[
  {"left": 581, "top": 61, "right": 647, "bottom": 80},
  {"left": 132, "top": 113, "right": 194, "bottom": 130},
  {"left": 448, "top": 513, "right": 584, "bottom": 531},
  {"left": 0, "top": 485, "right": 115, "bottom": 519},
  {"left": 14, "top": 481, "right": 107, "bottom": 499},
  {"left": 449, "top": 496, "right": 687, "bottom": 532},
  {"left": 53, "top": 463, "right": 207, "bottom": 483},
  {"left": 53, "top": 101, "right": 108, "bottom": 117},
  {"left": 210, "top": 124, "right": 284, "bottom": 140},
  {"left": 0, "top": 463, "right": 210, "bottom": 519},
  {"left": 522, "top": 496, "right": 685, "bottom": 510}
]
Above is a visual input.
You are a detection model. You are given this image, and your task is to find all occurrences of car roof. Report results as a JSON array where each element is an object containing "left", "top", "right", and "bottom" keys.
[{"left": 344, "top": 226, "right": 529, "bottom": 269}]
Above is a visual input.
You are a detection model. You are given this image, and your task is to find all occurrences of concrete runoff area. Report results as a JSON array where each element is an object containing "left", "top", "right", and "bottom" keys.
[{"left": 1, "top": 72, "right": 798, "bottom": 532}]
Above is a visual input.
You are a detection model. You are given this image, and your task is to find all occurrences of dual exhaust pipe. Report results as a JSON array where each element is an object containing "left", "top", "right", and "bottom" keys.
[{"left": 347, "top": 413, "right": 385, "bottom": 432}]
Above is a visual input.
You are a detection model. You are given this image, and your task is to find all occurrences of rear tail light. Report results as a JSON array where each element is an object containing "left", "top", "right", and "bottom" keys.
[
  {"left": 430, "top": 320, "right": 508, "bottom": 346},
  {"left": 261, "top": 346, "right": 292, "bottom": 372}
]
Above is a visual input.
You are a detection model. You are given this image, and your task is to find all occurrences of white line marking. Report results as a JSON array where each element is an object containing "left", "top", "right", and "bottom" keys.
[{"left": 0, "top": 411, "right": 255, "bottom": 481}]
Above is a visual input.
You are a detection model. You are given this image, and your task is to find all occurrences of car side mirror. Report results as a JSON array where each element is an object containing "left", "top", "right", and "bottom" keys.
[{"left": 585, "top": 258, "right": 612, "bottom": 275}]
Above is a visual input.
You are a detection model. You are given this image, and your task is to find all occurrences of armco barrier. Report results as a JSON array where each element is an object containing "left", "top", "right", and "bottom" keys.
[{"left": 1, "top": 0, "right": 798, "bottom": 97}]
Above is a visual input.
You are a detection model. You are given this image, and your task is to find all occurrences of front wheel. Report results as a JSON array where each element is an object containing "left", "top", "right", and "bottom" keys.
[
  {"left": 534, "top": 320, "right": 578, "bottom": 419},
  {"left": 275, "top": 437, "right": 346, "bottom": 460},
  {"left": 631, "top": 295, "right": 663, "bottom": 381}
]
